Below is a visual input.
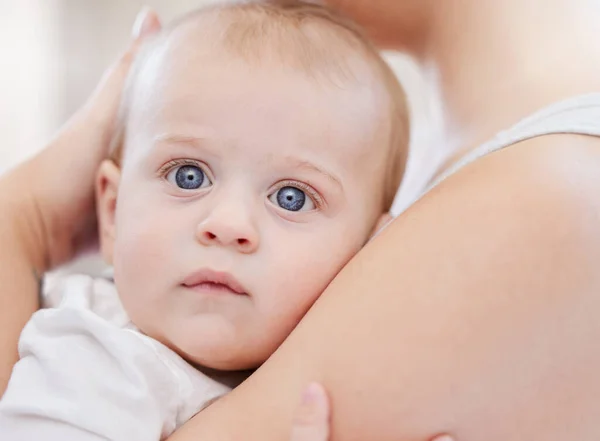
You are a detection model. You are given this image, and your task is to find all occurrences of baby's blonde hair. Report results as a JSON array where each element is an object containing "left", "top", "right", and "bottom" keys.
[{"left": 112, "top": 0, "right": 409, "bottom": 211}]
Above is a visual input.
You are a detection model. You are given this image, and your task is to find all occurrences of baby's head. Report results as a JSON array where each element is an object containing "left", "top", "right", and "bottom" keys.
[{"left": 96, "top": 0, "right": 409, "bottom": 370}]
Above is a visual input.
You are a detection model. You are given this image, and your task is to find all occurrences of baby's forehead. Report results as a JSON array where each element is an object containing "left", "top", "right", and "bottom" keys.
[
  {"left": 139, "top": 3, "right": 384, "bottom": 88},
  {"left": 125, "top": 4, "right": 392, "bottom": 145}
]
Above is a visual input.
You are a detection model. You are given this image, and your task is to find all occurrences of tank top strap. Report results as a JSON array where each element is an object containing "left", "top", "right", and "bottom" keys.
[{"left": 425, "top": 93, "right": 600, "bottom": 192}]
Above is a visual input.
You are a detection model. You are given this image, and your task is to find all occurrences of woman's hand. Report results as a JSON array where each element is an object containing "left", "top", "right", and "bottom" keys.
[
  {"left": 0, "top": 6, "right": 161, "bottom": 396},
  {"left": 3, "top": 7, "right": 161, "bottom": 273},
  {"left": 290, "top": 383, "right": 454, "bottom": 441}
]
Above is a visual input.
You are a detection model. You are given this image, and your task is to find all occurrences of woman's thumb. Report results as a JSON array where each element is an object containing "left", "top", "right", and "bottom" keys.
[
  {"left": 83, "top": 7, "right": 161, "bottom": 129},
  {"left": 290, "top": 383, "right": 330, "bottom": 441}
]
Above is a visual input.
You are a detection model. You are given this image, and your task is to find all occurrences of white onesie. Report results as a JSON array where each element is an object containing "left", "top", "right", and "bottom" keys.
[{"left": 0, "top": 274, "right": 236, "bottom": 441}]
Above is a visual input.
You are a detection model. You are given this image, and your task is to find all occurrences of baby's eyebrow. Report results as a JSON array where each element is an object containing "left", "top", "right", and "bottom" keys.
[
  {"left": 153, "top": 133, "right": 214, "bottom": 150},
  {"left": 282, "top": 156, "right": 342, "bottom": 188},
  {"left": 151, "top": 133, "right": 224, "bottom": 158}
]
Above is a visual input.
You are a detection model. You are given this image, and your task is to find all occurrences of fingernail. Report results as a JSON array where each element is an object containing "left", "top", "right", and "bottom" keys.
[
  {"left": 434, "top": 436, "right": 455, "bottom": 441},
  {"left": 301, "top": 382, "right": 321, "bottom": 406},
  {"left": 132, "top": 6, "right": 154, "bottom": 39}
]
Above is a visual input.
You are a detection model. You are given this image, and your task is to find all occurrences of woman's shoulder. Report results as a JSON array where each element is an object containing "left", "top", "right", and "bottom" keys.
[
  {"left": 420, "top": 133, "right": 600, "bottom": 224},
  {"left": 398, "top": 133, "right": 600, "bottom": 286},
  {"left": 441, "top": 133, "right": 600, "bottom": 209}
]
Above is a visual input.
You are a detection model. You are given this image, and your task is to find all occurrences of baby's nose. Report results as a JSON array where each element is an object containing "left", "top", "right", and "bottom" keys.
[{"left": 196, "top": 218, "right": 259, "bottom": 254}]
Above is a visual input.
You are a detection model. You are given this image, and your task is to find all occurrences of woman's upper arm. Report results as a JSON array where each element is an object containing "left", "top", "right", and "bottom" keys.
[{"left": 170, "top": 136, "right": 600, "bottom": 441}]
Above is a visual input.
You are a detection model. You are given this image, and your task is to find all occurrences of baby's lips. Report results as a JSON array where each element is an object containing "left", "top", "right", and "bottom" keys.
[{"left": 182, "top": 268, "right": 248, "bottom": 295}]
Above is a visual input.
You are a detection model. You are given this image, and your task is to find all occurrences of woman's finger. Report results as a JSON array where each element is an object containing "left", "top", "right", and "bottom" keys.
[
  {"left": 290, "top": 383, "right": 330, "bottom": 441},
  {"left": 432, "top": 435, "right": 454, "bottom": 441},
  {"left": 83, "top": 6, "right": 161, "bottom": 130}
]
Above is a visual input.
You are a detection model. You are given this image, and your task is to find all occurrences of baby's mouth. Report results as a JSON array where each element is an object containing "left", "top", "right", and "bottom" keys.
[
  {"left": 185, "top": 281, "right": 241, "bottom": 295},
  {"left": 181, "top": 269, "right": 248, "bottom": 296}
]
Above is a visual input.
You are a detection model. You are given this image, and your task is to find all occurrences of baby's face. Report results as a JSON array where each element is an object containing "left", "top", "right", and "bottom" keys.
[{"left": 98, "top": 34, "right": 391, "bottom": 370}]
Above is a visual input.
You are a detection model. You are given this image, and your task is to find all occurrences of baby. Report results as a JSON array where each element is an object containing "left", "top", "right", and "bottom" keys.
[{"left": 0, "top": 1, "right": 408, "bottom": 439}]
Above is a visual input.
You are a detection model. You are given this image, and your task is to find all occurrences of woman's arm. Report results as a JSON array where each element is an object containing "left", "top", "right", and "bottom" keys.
[
  {"left": 170, "top": 135, "right": 600, "bottom": 441},
  {"left": 0, "top": 8, "right": 161, "bottom": 396},
  {"left": 0, "top": 176, "right": 45, "bottom": 392}
]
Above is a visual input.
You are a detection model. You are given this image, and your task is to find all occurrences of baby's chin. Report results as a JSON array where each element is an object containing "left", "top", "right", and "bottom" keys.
[{"left": 145, "top": 314, "right": 272, "bottom": 371}]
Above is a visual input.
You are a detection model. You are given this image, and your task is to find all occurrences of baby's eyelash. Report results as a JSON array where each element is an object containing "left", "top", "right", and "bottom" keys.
[
  {"left": 277, "top": 180, "right": 325, "bottom": 209},
  {"left": 157, "top": 159, "right": 203, "bottom": 177}
]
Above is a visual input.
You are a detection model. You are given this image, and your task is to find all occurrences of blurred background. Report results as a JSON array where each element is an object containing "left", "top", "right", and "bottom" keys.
[{"left": 0, "top": 0, "right": 442, "bottom": 213}]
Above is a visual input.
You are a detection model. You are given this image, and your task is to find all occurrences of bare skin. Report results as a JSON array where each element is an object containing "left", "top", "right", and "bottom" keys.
[{"left": 2, "top": 1, "right": 600, "bottom": 441}]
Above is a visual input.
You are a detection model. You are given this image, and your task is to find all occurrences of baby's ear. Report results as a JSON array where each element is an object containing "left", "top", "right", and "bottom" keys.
[
  {"left": 95, "top": 160, "right": 121, "bottom": 265},
  {"left": 370, "top": 212, "right": 393, "bottom": 239}
]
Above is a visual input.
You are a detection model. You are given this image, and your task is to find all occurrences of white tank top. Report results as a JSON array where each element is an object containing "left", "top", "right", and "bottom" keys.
[{"left": 426, "top": 93, "right": 600, "bottom": 193}]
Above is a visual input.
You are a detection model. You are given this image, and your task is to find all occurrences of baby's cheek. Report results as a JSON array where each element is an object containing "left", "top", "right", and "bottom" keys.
[
  {"left": 116, "top": 228, "right": 166, "bottom": 280},
  {"left": 262, "top": 229, "right": 360, "bottom": 333},
  {"left": 247, "top": 252, "right": 341, "bottom": 364},
  {"left": 116, "top": 199, "right": 167, "bottom": 261},
  {"left": 114, "top": 186, "right": 178, "bottom": 270},
  {"left": 112, "top": 197, "right": 179, "bottom": 316}
]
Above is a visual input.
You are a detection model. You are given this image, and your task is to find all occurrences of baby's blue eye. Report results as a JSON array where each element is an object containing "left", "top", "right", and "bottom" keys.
[
  {"left": 270, "top": 186, "right": 315, "bottom": 212},
  {"left": 166, "top": 165, "right": 211, "bottom": 190}
]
